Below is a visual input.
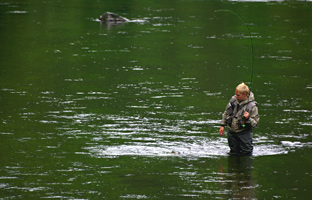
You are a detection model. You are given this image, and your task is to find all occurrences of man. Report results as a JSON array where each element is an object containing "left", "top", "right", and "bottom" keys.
[{"left": 219, "top": 83, "right": 259, "bottom": 155}]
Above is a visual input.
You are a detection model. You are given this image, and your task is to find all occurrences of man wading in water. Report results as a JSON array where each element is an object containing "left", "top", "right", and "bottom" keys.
[{"left": 219, "top": 83, "right": 259, "bottom": 155}]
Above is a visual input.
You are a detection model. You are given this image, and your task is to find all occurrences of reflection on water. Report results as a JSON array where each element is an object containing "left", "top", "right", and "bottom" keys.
[
  {"left": 218, "top": 156, "right": 256, "bottom": 199},
  {"left": 224, "top": 156, "right": 256, "bottom": 199}
]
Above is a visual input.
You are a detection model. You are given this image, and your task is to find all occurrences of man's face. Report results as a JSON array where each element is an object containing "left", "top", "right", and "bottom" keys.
[{"left": 235, "top": 90, "right": 247, "bottom": 102}]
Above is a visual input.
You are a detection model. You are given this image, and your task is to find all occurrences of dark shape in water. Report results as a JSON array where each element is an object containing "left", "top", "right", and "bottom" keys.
[{"left": 99, "top": 12, "right": 130, "bottom": 23}]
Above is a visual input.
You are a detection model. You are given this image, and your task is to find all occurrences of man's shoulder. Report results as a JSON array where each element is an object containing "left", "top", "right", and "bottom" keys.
[
  {"left": 229, "top": 96, "right": 236, "bottom": 102},
  {"left": 248, "top": 100, "right": 258, "bottom": 109}
]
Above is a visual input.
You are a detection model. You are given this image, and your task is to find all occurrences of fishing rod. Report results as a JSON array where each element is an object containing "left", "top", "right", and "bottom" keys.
[
  {"left": 215, "top": 10, "right": 255, "bottom": 127},
  {"left": 215, "top": 9, "right": 254, "bottom": 91}
]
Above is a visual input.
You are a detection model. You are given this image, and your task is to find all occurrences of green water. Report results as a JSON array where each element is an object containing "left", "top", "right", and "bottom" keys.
[{"left": 1, "top": 0, "right": 312, "bottom": 199}]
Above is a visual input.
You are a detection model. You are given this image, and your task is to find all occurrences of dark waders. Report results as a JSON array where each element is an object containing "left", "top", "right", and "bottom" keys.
[{"left": 228, "top": 129, "right": 253, "bottom": 155}]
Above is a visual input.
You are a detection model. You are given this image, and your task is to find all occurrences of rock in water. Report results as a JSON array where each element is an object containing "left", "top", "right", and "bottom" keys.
[{"left": 99, "top": 12, "right": 130, "bottom": 23}]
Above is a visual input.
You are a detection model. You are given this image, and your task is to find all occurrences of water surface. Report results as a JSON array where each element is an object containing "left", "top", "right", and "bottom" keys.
[{"left": 1, "top": 0, "right": 312, "bottom": 199}]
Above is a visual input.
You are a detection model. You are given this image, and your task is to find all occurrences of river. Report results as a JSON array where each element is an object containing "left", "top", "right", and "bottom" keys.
[{"left": 1, "top": 0, "right": 312, "bottom": 199}]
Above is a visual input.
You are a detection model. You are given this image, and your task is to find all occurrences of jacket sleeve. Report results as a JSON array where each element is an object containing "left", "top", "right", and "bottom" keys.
[
  {"left": 246, "top": 106, "right": 259, "bottom": 127},
  {"left": 221, "top": 109, "right": 227, "bottom": 127},
  {"left": 221, "top": 100, "right": 231, "bottom": 126}
]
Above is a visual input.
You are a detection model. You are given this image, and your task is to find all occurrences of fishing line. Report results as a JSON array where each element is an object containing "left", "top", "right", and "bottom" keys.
[{"left": 215, "top": 9, "right": 254, "bottom": 90}]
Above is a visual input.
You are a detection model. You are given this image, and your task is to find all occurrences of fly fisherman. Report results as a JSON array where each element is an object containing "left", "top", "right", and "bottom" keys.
[{"left": 219, "top": 83, "right": 259, "bottom": 155}]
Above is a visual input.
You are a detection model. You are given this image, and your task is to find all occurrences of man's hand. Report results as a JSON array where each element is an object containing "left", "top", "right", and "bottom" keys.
[
  {"left": 219, "top": 126, "right": 225, "bottom": 136},
  {"left": 243, "top": 111, "right": 250, "bottom": 119}
]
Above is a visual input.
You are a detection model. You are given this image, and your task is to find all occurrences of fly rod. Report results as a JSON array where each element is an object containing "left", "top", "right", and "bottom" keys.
[{"left": 215, "top": 10, "right": 254, "bottom": 91}]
